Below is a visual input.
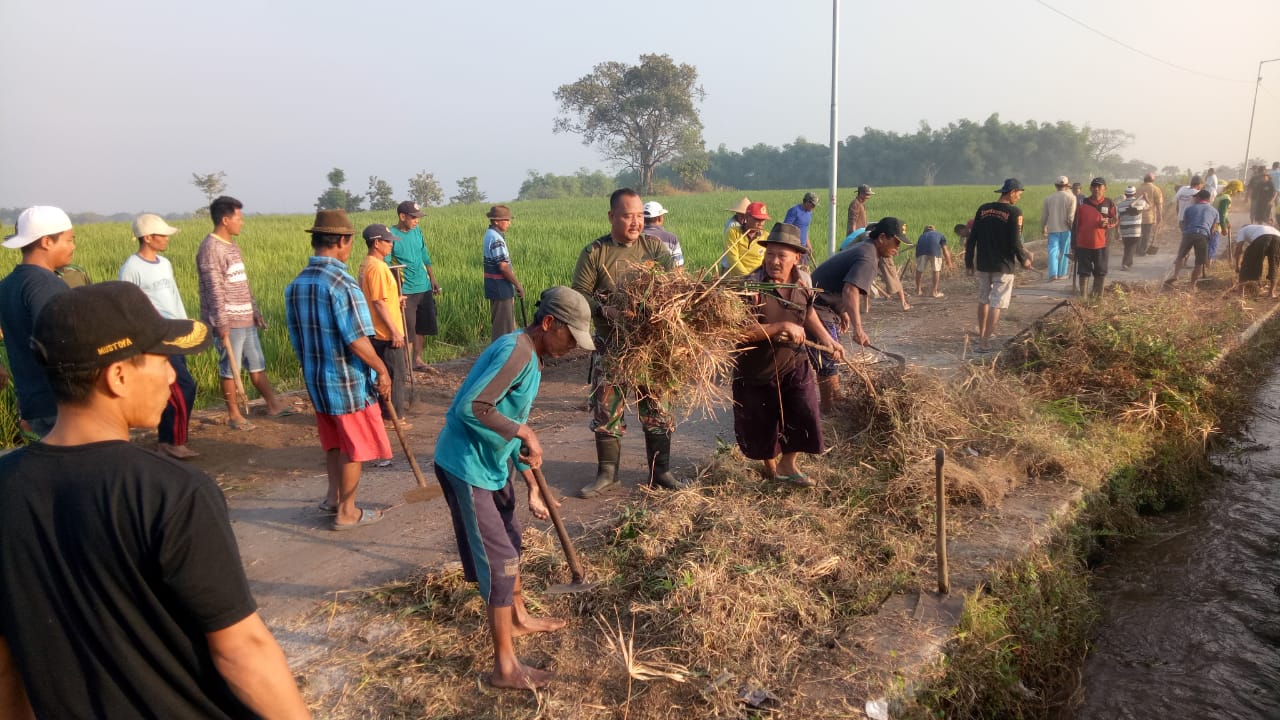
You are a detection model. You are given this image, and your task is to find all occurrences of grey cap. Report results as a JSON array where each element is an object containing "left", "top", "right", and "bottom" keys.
[
  {"left": 802, "top": 191, "right": 818, "bottom": 204},
  {"left": 535, "top": 286, "right": 595, "bottom": 351}
]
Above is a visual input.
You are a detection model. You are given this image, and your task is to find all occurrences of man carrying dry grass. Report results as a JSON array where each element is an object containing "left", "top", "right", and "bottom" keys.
[
  {"left": 735, "top": 223, "right": 843, "bottom": 485},
  {"left": 433, "top": 287, "right": 594, "bottom": 689},
  {"left": 573, "top": 189, "right": 680, "bottom": 498}
]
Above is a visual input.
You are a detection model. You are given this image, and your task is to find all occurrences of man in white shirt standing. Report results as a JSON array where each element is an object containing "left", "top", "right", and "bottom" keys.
[{"left": 119, "top": 214, "right": 199, "bottom": 459}]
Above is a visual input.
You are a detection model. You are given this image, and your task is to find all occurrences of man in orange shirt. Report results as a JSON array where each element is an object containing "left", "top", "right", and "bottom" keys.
[{"left": 358, "top": 224, "right": 408, "bottom": 429}]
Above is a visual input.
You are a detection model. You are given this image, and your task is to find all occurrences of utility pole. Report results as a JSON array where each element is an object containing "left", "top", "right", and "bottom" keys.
[
  {"left": 828, "top": 0, "right": 840, "bottom": 255},
  {"left": 1242, "top": 58, "right": 1280, "bottom": 180}
]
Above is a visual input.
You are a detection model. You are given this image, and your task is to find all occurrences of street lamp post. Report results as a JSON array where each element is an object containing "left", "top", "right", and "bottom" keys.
[{"left": 1241, "top": 57, "right": 1280, "bottom": 180}]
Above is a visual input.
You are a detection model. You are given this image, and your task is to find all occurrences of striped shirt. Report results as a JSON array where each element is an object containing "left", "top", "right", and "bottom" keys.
[
  {"left": 196, "top": 234, "right": 256, "bottom": 330},
  {"left": 482, "top": 227, "right": 515, "bottom": 300},
  {"left": 284, "top": 256, "right": 377, "bottom": 416}
]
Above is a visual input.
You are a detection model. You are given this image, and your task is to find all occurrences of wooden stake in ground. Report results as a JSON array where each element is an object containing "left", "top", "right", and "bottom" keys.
[{"left": 935, "top": 447, "right": 949, "bottom": 594}]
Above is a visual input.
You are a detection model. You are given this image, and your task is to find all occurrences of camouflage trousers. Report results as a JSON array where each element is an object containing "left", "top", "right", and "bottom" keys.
[{"left": 588, "top": 349, "right": 673, "bottom": 438}]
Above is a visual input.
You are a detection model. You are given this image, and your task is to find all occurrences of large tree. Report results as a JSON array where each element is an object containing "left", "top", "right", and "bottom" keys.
[
  {"left": 554, "top": 53, "right": 705, "bottom": 193},
  {"left": 406, "top": 170, "right": 444, "bottom": 207},
  {"left": 449, "top": 177, "right": 487, "bottom": 205},
  {"left": 315, "top": 167, "right": 364, "bottom": 212},
  {"left": 367, "top": 175, "right": 396, "bottom": 211}
]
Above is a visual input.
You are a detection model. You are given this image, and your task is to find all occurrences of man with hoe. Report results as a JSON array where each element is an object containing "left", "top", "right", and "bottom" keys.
[
  {"left": 482, "top": 204, "right": 525, "bottom": 339},
  {"left": 1136, "top": 172, "right": 1165, "bottom": 256},
  {"left": 573, "top": 188, "right": 680, "bottom": 498},
  {"left": 389, "top": 200, "right": 441, "bottom": 371},
  {"left": 0, "top": 206, "right": 75, "bottom": 438},
  {"left": 1167, "top": 188, "right": 1220, "bottom": 290},
  {"left": 119, "top": 213, "right": 200, "bottom": 459},
  {"left": 197, "top": 195, "right": 294, "bottom": 429},
  {"left": 783, "top": 191, "right": 820, "bottom": 254},
  {"left": 810, "top": 218, "right": 910, "bottom": 413},
  {"left": 0, "top": 281, "right": 309, "bottom": 718},
  {"left": 358, "top": 223, "right": 409, "bottom": 429},
  {"left": 845, "top": 183, "right": 875, "bottom": 235},
  {"left": 965, "top": 179, "right": 1034, "bottom": 352},
  {"left": 433, "top": 286, "right": 595, "bottom": 689},
  {"left": 285, "top": 209, "right": 393, "bottom": 530}
]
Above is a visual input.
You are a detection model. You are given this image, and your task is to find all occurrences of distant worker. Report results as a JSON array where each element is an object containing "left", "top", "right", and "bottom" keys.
[
  {"left": 965, "top": 179, "right": 1034, "bottom": 352},
  {"left": 0, "top": 281, "right": 310, "bottom": 719},
  {"left": 1250, "top": 170, "right": 1278, "bottom": 225},
  {"left": 482, "top": 205, "right": 524, "bottom": 339},
  {"left": 1216, "top": 180, "right": 1242, "bottom": 268},
  {"left": 1204, "top": 167, "right": 1220, "bottom": 202},
  {"left": 724, "top": 197, "right": 751, "bottom": 234},
  {"left": 1072, "top": 178, "right": 1116, "bottom": 296},
  {"left": 845, "top": 184, "right": 874, "bottom": 235},
  {"left": 1041, "top": 175, "right": 1076, "bottom": 281},
  {"left": 642, "top": 201, "right": 684, "bottom": 267},
  {"left": 119, "top": 213, "right": 199, "bottom": 459},
  {"left": 358, "top": 223, "right": 409, "bottom": 428},
  {"left": 388, "top": 200, "right": 441, "bottom": 371},
  {"left": 1136, "top": 172, "right": 1165, "bottom": 256},
  {"left": 1114, "top": 186, "right": 1148, "bottom": 270},
  {"left": 723, "top": 201, "right": 770, "bottom": 277},
  {"left": 783, "top": 191, "right": 820, "bottom": 253},
  {"left": 1235, "top": 223, "right": 1280, "bottom": 297},
  {"left": 572, "top": 189, "right": 679, "bottom": 498},
  {"left": 1173, "top": 175, "right": 1205, "bottom": 224},
  {"left": 285, "top": 209, "right": 393, "bottom": 530},
  {"left": 196, "top": 195, "right": 294, "bottom": 429},
  {"left": 1167, "top": 189, "right": 1220, "bottom": 290},
  {"left": 432, "top": 287, "right": 592, "bottom": 689},
  {"left": 914, "top": 224, "right": 954, "bottom": 298},
  {"left": 0, "top": 206, "right": 74, "bottom": 438}
]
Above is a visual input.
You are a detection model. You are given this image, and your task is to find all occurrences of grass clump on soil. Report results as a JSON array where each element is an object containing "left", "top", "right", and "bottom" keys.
[{"left": 299, "top": 284, "right": 1280, "bottom": 719}]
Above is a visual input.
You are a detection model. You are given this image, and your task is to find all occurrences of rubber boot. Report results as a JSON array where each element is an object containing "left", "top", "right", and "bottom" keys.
[
  {"left": 818, "top": 375, "right": 840, "bottom": 415},
  {"left": 579, "top": 435, "right": 621, "bottom": 498},
  {"left": 644, "top": 432, "right": 686, "bottom": 490}
]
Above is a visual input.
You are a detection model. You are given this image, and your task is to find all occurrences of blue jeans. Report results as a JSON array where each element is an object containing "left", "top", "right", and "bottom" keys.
[{"left": 1047, "top": 231, "right": 1072, "bottom": 278}]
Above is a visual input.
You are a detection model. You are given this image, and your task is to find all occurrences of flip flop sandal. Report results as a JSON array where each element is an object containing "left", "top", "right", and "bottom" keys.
[
  {"left": 228, "top": 418, "right": 256, "bottom": 431},
  {"left": 272, "top": 407, "right": 299, "bottom": 418},
  {"left": 776, "top": 474, "right": 816, "bottom": 488},
  {"left": 318, "top": 501, "right": 338, "bottom": 514},
  {"left": 332, "top": 507, "right": 383, "bottom": 531}
]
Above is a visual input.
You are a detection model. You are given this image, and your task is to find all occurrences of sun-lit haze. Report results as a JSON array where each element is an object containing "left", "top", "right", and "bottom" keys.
[{"left": 2, "top": 0, "right": 1278, "bottom": 215}]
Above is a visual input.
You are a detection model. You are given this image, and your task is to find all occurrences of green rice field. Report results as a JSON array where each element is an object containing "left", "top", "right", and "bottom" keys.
[{"left": 0, "top": 184, "right": 1057, "bottom": 434}]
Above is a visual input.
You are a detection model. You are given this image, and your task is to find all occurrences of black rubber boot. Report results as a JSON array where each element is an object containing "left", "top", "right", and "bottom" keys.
[
  {"left": 579, "top": 435, "right": 621, "bottom": 498},
  {"left": 644, "top": 432, "right": 685, "bottom": 490}
]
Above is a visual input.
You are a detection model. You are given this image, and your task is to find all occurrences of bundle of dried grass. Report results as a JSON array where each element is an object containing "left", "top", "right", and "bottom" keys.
[{"left": 601, "top": 265, "right": 752, "bottom": 414}]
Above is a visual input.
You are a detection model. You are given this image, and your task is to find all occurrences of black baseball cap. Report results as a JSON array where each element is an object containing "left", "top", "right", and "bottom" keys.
[
  {"left": 396, "top": 201, "right": 425, "bottom": 218},
  {"left": 1090, "top": 177, "right": 1107, "bottom": 187},
  {"left": 995, "top": 178, "right": 1025, "bottom": 193},
  {"left": 362, "top": 223, "right": 396, "bottom": 246},
  {"left": 32, "top": 282, "right": 212, "bottom": 370},
  {"left": 871, "top": 216, "right": 913, "bottom": 247}
]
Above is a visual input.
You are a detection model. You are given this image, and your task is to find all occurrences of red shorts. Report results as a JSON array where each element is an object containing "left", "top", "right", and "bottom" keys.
[{"left": 315, "top": 403, "right": 392, "bottom": 463}]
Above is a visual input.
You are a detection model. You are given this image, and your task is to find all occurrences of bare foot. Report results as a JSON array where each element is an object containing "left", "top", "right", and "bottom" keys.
[
  {"left": 901, "top": 303, "right": 912, "bottom": 311},
  {"left": 512, "top": 615, "right": 567, "bottom": 637},
  {"left": 489, "top": 662, "right": 554, "bottom": 689}
]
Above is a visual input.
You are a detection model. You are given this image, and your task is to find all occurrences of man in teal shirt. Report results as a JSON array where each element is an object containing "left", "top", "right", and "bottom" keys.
[
  {"left": 433, "top": 286, "right": 594, "bottom": 690},
  {"left": 388, "top": 200, "right": 440, "bottom": 371}
]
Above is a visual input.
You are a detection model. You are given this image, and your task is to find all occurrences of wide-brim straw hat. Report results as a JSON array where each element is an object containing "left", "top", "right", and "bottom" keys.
[
  {"left": 726, "top": 197, "right": 751, "bottom": 214},
  {"left": 306, "top": 208, "right": 355, "bottom": 235},
  {"left": 758, "top": 222, "right": 808, "bottom": 254},
  {"left": 486, "top": 204, "right": 513, "bottom": 221}
]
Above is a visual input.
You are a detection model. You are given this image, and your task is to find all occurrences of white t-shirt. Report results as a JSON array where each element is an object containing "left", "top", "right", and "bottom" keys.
[
  {"left": 1236, "top": 224, "right": 1280, "bottom": 245},
  {"left": 119, "top": 254, "right": 187, "bottom": 320}
]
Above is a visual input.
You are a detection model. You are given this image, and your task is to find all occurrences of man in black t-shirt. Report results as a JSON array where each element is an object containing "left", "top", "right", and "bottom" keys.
[
  {"left": 0, "top": 282, "right": 310, "bottom": 719},
  {"left": 965, "top": 179, "right": 1034, "bottom": 352}
]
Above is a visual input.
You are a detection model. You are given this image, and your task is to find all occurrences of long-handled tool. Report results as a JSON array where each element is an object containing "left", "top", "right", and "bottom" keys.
[
  {"left": 803, "top": 338, "right": 906, "bottom": 370},
  {"left": 518, "top": 293, "right": 528, "bottom": 328},
  {"left": 530, "top": 466, "right": 596, "bottom": 595},
  {"left": 385, "top": 402, "right": 427, "bottom": 489},
  {"left": 390, "top": 264, "right": 415, "bottom": 408},
  {"left": 225, "top": 338, "right": 250, "bottom": 418}
]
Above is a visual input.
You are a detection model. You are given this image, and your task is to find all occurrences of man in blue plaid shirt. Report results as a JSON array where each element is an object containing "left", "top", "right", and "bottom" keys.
[{"left": 285, "top": 209, "right": 393, "bottom": 531}]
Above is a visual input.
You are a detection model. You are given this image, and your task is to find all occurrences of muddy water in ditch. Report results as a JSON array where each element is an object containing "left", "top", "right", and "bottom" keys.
[{"left": 1075, "top": 370, "right": 1280, "bottom": 719}]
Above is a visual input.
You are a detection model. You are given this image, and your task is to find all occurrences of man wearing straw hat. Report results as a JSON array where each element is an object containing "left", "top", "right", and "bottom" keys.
[
  {"left": 285, "top": 209, "right": 393, "bottom": 531},
  {"left": 433, "top": 286, "right": 593, "bottom": 690},
  {"left": 0, "top": 206, "right": 75, "bottom": 438},
  {"left": 482, "top": 204, "right": 525, "bottom": 340},
  {"left": 119, "top": 213, "right": 200, "bottom": 459},
  {"left": 735, "top": 222, "right": 842, "bottom": 486},
  {"left": 0, "top": 282, "right": 309, "bottom": 719},
  {"left": 573, "top": 188, "right": 678, "bottom": 498}
]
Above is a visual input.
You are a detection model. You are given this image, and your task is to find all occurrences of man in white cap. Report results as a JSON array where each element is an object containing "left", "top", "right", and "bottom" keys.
[
  {"left": 119, "top": 214, "right": 200, "bottom": 459},
  {"left": 1041, "top": 176, "right": 1076, "bottom": 281},
  {"left": 0, "top": 206, "right": 75, "bottom": 437},
  {"left": 642, "top": 201, "right": 683, "bottom": 267}
]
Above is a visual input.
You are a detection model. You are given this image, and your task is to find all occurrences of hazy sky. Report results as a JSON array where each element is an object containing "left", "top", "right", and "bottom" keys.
[{"left": 3, "top": 0, "right": 1278, "bottom": 215}]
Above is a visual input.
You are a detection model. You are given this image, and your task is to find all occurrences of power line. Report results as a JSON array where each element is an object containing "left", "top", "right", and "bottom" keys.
[{"left": 1032, "top": 0, "right": 1247, "bottom": 84}]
